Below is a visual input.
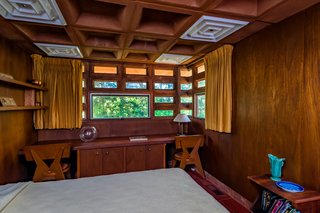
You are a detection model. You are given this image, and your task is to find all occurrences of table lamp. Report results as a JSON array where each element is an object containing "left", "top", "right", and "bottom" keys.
[{"left": 173, "top": 113, "right": 191, "bottom": 135}]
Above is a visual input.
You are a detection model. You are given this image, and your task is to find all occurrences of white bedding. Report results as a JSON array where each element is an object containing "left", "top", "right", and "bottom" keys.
[{"left": 0, "top": 168, "right": 229, "bottom": 213}]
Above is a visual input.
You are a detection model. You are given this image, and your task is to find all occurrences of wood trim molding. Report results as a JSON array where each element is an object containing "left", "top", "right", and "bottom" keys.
[{"left": 204, "top": 170, "right": 252, "bottom": 211}]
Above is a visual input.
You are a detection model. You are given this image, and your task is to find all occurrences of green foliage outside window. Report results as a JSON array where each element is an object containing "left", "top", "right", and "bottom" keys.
[
  {"left": 94, "top": 81, "right": 117, "bottom": 89},
  {"left": 180, "top": 109, "right": 192, "bottom": 116},
  {"left": 154, "top": 110, "right": 173, "bottom": 117},
  {"left": 154, "top": 97, "right": 174, "bottom": 103},
  {"left": 196, "top": 94, "right": 205, "bottom": 118},
  {"left": 92, "top": 95, "right": 149, "bottom": 119},
  {"left": 180, "top": 96, "right": 192, "bottom": 103},
  {"left": 197, "top": 80, "right": 205, "bottom": 88},
  {"left": 181, "top": 83, "right": 192, "bottom": 90}
]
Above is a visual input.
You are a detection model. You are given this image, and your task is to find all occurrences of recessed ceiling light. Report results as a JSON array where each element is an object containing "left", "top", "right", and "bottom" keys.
[
  {"left": 181, "top": 16, "right": 249, "bottom": 42},
  {"left": 155, "top": 53, "right": 192, "bottom": 64},
  {"left": 34, "top": 43, "right": 83, "bottom": 58},
  {"left": 0, "top": 0, "right": 66, "bottom": 25}
]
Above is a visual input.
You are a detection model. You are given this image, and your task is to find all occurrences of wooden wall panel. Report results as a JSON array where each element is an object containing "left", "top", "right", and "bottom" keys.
[
  {"left": 193, "top": 4, "right": 320, "bottom": 202},
  {"left": 38, "top": 119, "right": 177, "bottom": 141},
  {"left": 0, "top": 36, "right": 35, "bottom": 184}
]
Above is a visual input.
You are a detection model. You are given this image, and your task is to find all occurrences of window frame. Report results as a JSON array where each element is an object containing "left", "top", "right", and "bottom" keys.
[
  {"left": 90, "top": 93, "right": 151, "bottom": 120},
  {"left": 194, "top": 92, "right": 205, "bottom": 119}
]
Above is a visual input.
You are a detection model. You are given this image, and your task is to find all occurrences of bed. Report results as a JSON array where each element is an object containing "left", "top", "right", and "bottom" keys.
[{"left": 0, "top": 168, "right": 229, "bottom": 213}]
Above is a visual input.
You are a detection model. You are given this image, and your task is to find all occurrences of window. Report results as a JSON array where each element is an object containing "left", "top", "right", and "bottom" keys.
[
  {"left": 82, "top": 110, "right": 86, "bottom": 119},
  {"left": 196, "top": 64, "right": 205, "bottom": 74},
  {"left": 180, "top": 109, "right": 192, "bottom": 116},
  {"left": 91, "top": 94, "right": 150, "bottom": 119},
  {"left": 154, "top": 69, "right": 174, "bottom": 76},
  {"left": 82, "top": 95, "right": 86, "bottom": 104},
  {"left": 94, "top": 80, "right": 117, "bottom": 89},
  {"left": 125, "top": 67, "right": 147, "bottom": 75},
  {"left": 93, "top": 66, "right": 117, "bottom": 74},
  {"left": 180, "top": 96, "right": 192, "bottom": 103},
  {"left": 181, "top": 83, "right": 192, "bottom": 90},
  {"left": 154, "top": 83, "right": 174, "bottom": 90},
  {"left": 180, "top": 68, "right": 192, "bottom": 77},
  {"left": 82, "top": 79, "right": 86, "bottom": 88},
  {"left": 195, "top": 93, "right": 205, "bottom": 118},
  {"left": 197, "top": 79, "right": 205, "bottom": 88},
  {"left": 154, "top": 97, "right": 174, "bottom": 103},
  {"left": 126, "top": 82, "right": 147, "bottom": 89},
  {"left": 154, "top": 110, "right": 174, "bottom": 117}
]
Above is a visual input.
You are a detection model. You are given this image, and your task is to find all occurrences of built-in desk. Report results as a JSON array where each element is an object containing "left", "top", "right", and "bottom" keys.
[{"left": 59, "top": 135, "right": 175, "bottom": 178}]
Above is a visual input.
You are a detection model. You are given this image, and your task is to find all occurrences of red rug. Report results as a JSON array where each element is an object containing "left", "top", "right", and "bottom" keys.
[{"left": 188, "top": 171, "right": 250, "bottom": 213}]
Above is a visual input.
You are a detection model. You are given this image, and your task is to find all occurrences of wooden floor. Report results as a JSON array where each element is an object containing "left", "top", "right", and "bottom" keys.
[{"left": 188, "top": 170, "right": 251, "bottom": 213}]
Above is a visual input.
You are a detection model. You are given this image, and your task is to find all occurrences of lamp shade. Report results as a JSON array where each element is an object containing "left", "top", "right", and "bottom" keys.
[{"left": 173, "top": 114, "right": 191, "bottom": 123}]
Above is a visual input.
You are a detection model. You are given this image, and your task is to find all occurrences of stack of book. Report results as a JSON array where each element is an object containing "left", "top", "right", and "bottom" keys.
[{"left": 261, "top": 190, "right": 300, "bottom": 213}]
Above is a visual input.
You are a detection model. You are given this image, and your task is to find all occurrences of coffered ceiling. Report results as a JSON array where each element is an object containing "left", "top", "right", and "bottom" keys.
[{"left": 0, "top": 0, "right": 318, "bottom": 65}]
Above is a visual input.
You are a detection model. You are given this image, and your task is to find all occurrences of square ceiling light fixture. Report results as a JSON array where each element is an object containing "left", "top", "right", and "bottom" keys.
[
  {"left": 155, "top": 53, "right": 192, "bottom": 64},
  {"left": 34, "top": 43, "right": 83, "bottom": 58},
  {"left": 181, "top": 16, "right": 249, "bottom": 42},
  {"left": 0, "top": 0, "right": 66, "bottom": 25}
]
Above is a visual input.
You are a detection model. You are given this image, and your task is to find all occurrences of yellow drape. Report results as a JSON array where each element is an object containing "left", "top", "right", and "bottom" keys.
[
  {"left": 31, "top": 54, "right": 83, "bottom": 129},
  {"left": 204, "top": 45, "right": 233, "bottom": 133}
]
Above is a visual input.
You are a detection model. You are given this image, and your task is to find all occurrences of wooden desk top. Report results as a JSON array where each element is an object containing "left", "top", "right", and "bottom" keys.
[
  {"left": 248, "top": 175, "right": 320, "bottom": 205},
  {"left": 37, "top": 134, "right": 176, "bottom": 150}
]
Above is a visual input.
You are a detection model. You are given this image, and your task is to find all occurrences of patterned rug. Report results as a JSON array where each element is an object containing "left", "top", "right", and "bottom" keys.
[{"left": 188, "top": 171, "right": 251, "bottom": 213}]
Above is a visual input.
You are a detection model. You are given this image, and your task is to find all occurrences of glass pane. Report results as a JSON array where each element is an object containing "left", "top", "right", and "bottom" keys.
[
  {"left": 181, "top": 96, "right": 192, "bottom": 103},
  {"left": 154, "top": 97, "right": 174, "bottom": 103},
  {"left": 196, "top": 94, "right": 205, "bottom": 118},
  {"left": 154, "top": 83, "right": 174, "bottom": 90},
  {"left": 82, "top": 95, "right": 86, "bottom": 104},
  {"left": 154, "top": 110, "right": 174, "bottom": 117},
  {"left": 92, "top": 95, "right": 149, "bottom": 119},
  {"left": 126, "top": 82, "right": 147, "bottom": 89},
  {"left": 94, "top": 81, "right": 117, "bottom": 89},
  {"left": 154, "top": 69, "right": 173, "bottom": 76},
  {"left": 82, "top": 79, "right": 86, "bottom": 88},
  {"left": 181, "top": 83, "right": 192, "bottom": 90},
  {"left": 197, "top": 64, "right": 205, "bottom": 73},
  {"left": 197, "top": 79, "right": 205, "bottom": 88},
  {"left": 125, "top": 67, "right": 147, "bottom": 75},
  {"left": 180, "top": 68, "right": 192, "bottom": 77},
  {"left": 82, "top": 110, "right": 86, "bottom": 119},
  {"left": 180, "top": 109, "right": 192, "bottom": 116},
  {"left": 93, "top": 66, "right": 117, "bottom": 74}
]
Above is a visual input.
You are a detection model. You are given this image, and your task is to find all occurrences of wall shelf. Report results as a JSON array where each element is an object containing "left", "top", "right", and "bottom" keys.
[
  {"left": 0, "top": 76, "right": 47, "bottom": 90},
  {"left": 0, "top": 106, "right": 46, "bottom": 111}
]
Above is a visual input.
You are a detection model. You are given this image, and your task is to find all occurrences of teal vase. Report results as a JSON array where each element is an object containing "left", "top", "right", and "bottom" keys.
[{"left": 268, "top": 154, "right": 285, "bottom": 181}]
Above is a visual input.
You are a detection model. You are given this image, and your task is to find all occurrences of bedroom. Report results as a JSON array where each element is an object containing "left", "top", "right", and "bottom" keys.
[{"left": 0, "top": 0, "right": 319, "bottom": 212}]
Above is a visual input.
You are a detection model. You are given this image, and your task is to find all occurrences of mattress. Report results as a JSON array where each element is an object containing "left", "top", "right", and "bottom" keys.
[{"left": 0, "top": 168, "right": 229, "bottom": 213}]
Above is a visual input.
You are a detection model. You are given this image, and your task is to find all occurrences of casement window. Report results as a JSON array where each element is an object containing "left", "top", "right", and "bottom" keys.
[
  {"left": 154, "top": 97, "right": 174, "bottom": 103},
  {"left": 91, "top": 94, "right": 150, "bottom": 119},
  {"left": 195, "top": 93, "right": 205, "bottom": 118},
  {"left": 181, "top": 83, "right": 192, "bottom": 90},
  {"left": 154, "top": 110, "right": 174, "bottom": 117},
  {"left": 93, "top": 80, "right": 117, "bottom": 89}
]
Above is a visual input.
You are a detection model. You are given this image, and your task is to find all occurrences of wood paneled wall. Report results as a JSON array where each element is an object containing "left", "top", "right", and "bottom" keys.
[
  {"left": 38, "top": 119, "right": 177, "bottom": 141},
  {"left": 194, "top": 4, "right": 320, "bottom": 201},
  {"left": 0, "top": 36, "right": 35, "bottom": 184}
]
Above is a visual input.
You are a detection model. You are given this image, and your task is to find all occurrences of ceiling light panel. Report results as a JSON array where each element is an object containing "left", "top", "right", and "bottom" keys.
[
  {"left": 181, "top": 16, "right": 249, "bottom": 42},
  {"left": 0, "top": 0, "right": 66, "bottom": 25},
  {"left": 155, "top": 53, "right": 192, "bottom": 64},
  {"left": 34, "top": 43, "right": 83, "bottom": 58}
]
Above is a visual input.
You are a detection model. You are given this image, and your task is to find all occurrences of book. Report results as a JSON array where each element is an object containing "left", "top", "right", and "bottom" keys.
[
  {"left": 129, "top": 136, "right": 148, "bottom": 141},
  {"left": 268, "top": 198, "right": 285, "bottom": 213}
]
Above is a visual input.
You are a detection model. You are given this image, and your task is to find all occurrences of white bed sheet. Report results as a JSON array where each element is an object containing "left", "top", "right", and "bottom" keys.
[{"left": 1, "top": 168, "right": 229, "bottom": 213}]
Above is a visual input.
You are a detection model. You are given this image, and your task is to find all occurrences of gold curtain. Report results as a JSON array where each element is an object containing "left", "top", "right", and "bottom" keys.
[
  {"left": 204, "top": 45, "right": 233, "bottom": 133},
  {"left": 32, "top": 54, "right": 83, "bottom": 129}
]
